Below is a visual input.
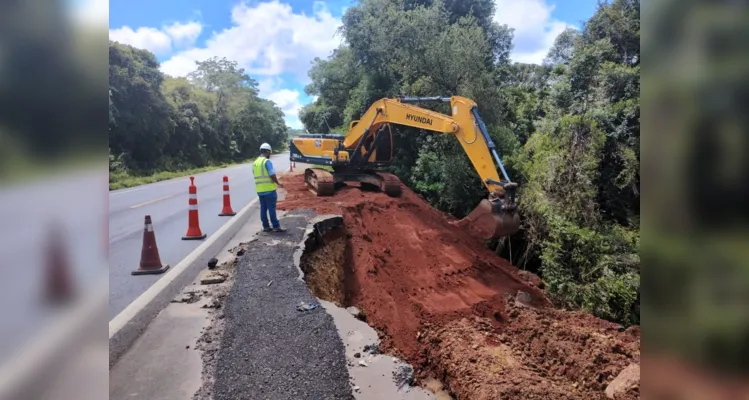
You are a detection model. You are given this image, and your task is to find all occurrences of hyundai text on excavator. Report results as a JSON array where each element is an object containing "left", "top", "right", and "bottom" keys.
[{"left": 288, "top": 96, "right": 520, "bottom": 239}]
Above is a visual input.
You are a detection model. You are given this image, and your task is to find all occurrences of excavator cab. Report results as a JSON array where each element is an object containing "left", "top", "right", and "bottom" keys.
[{"left": 354, "top": 123, "right": 394, "bottom": 164}]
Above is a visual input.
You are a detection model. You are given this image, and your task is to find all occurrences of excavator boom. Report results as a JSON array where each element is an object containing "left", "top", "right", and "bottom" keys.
[{"left": 288, "top": 96, "right": 521, "bottom": 239}]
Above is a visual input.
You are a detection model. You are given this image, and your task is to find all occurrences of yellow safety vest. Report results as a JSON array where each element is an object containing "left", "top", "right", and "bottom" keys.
[{"left": 253, "top": 157, "right": 277, "bottom": 193}]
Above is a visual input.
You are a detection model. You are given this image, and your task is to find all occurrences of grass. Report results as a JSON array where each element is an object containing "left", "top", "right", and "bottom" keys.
[
  {"left": 110, "top": 149, "right": 288, "bottom": 190},
  {"left": 110, "top": 163, "right": 240, "bottom": 190},
  {"left": 0, "top": 151, "right": 103, "bottom": 187}
]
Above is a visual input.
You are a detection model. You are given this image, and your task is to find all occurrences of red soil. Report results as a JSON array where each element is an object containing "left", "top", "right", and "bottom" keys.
[{"left": 279, "top": 173, "right": 641, "bottom": 399}]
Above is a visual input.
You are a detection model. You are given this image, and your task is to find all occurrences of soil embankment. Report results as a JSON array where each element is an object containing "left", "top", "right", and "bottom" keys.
[{"left": 279, "top": 174, "right": 640, "bottom": 399}]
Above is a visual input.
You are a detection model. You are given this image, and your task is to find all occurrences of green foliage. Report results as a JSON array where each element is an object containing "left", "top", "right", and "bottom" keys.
[
  {"left": 540, "top": 216, "right": 639, "bottom": 325},
  {"left": 108, "top": 42, "right": 289, "bottom": 177},
  {"left": 299, "top": 101, "right": 341, "bottom": 133},
  {"left": 300, "top": 0, "right": 640, "bottom": 326},
  {"left": 513, "top": 1, "right": 640, "bottom": 325}
]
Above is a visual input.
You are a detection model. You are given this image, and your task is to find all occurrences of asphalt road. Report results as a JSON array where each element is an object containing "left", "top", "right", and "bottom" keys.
[
  {"left": 212, "top": 210, "right": 353, "bottom": 400},
  {"left": 108, "top": 153, "right": 291, "bottom": 319}
]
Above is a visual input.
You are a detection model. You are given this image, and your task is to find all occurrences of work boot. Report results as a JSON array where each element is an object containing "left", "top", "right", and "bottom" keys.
[
  {"left": 272, "top": 227, "right": 287, "bottom": 233},
  {"left": 262, "top": 227, "right": 272, "bottom": 232}
]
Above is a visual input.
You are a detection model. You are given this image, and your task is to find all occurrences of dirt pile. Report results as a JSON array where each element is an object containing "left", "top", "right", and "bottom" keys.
[{"left": 279, "top": 174, "right": 641, "bottom": 399}]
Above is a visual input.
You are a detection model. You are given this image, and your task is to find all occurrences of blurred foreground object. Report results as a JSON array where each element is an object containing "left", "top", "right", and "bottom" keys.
[
  {"left": 43, "top": 223, "right": 76, "bottom": 305},
  {"left": 0, "top": 0, "right": 108, "bottom": 398},
  {"left": 0, "top": 0, "right": 106, "bottom": 181},
  {"left": 642, "top": 0, "right": 749, "bottom": 397}
]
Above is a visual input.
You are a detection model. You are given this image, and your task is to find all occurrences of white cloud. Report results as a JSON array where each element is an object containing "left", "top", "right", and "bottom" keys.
[
  {"left": 164, "top": 22, "right": 203, "bottom": 48},
  {"left": 160, "top": 0, "right": 342, "bottom": 79},
  {"left": 69, "top": 0, "right": 108, "bottom": 27},
  {"left": 268, "top": 89, "right": 304, "bottom": 127},
  {"left": 109, "top": 26, "right": 173, "bottom": 54},
  {"left": 494, "top": 0, "right": 575, "bottom": 64},
  {"left": 258, "top": 78, "right": 305, "bottom": 129},
  {"left": 109, "top": 21, "right": 203, "bottom": 55}
]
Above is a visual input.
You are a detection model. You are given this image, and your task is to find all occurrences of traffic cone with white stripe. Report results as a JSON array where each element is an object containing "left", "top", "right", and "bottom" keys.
[
  {"left": 218, "top": 176, "right": 236, "bottom": 216},
  {"left": 288, "top": 162, "right": 294, "bottom": 172},
  {"left": 132, "top": 215, "right": 170, "bottom": 275},
  {"left": 182, "top": 176, "right": 207, "bottom": 240}
]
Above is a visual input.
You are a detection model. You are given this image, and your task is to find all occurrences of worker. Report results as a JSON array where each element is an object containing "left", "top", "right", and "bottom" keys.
[{"left": 253, "top": 143, "right": 286, "bottom": 232}]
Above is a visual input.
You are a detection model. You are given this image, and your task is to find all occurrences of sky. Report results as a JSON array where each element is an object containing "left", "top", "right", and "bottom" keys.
[{"left": 104, "top": 0, "right": 598, "bottom": 129}]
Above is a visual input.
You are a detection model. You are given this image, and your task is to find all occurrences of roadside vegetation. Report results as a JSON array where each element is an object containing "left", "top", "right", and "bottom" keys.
[
  {"left": 108, "top": 44, "right": 289, "bottom": 190},
  {"left": 300, "top": 0, "right": 640, "bottom": 327},
  {"left": 108, "top": 148, "right": 286, "bottom": 190},
  {"left": 110, "top": 160, "right": 236, "bottom": 190}
]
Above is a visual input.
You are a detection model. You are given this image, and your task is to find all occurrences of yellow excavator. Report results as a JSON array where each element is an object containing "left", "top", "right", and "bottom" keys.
[{"left": 289, "top": 96, "right": 520, "bottom": 239}]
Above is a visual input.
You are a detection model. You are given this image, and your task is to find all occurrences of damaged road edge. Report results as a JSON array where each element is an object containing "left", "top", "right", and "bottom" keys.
[
  {"left": 293, "top": 212, "right": 446, "bottom": 400},
  {"left": 292, "top": 213, "right": 344, "bottom": 282}
]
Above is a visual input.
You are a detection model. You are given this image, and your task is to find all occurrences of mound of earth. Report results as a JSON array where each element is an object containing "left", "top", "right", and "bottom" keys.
[{"left": 278, "top": 173, "right": 641, "bottom": 399}]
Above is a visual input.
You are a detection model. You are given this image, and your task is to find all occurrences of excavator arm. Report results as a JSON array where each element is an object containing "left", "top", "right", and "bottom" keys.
[
  {"left": 344, "top": 96, "right": 516, "bottom": 197},
  {"left": 290, "top": 95, "right": 520, "bottom": 238}
]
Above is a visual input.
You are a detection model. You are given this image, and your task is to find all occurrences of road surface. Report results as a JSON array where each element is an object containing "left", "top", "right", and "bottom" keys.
[
  {"left": 0, "top": 154, "right": 290, "bottom": 364},
  {"left": 0, "top": 167, "right": 109, "bottom": 364},
  {"left": 108, "top": 153, "right": 291, "bottom": 319}
]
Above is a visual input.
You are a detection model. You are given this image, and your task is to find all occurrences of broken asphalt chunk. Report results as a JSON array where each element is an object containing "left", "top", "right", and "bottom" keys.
[
  {"left": 514, "top": 290, "right": 533, "bottom": 308},
  {"left": 296, "top": 301, "right": 318, "bottom": 312},
  {"left": 207, "top": 257, "right": 218, "bottom": 269},
  {"left": 201, "top": 298, "right": 221, "bottom": 309},
  {"left": 363, "top": 343, "right": 381, "bottom": 355},
  {"left": 201, "top": 273, "right": 227, "bottom": 285},
  {"left": 392, "top": 364, "right": 415, "bottom": 389},
  {"left": 346, "top": 306, "right": 361, "bottom": 318},
  {"left": 171, "top": 289, "right": 203, "bottom": 303}
]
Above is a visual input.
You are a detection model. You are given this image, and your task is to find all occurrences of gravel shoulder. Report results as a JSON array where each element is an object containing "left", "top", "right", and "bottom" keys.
[{"left": 209, "top": 210, "right": 353, "bottom": 400}]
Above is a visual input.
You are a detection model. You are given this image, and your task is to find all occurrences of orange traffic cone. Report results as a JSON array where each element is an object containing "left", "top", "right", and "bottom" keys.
[
  {"left": 132, "top": 215, "right": 170, "bottom": 275},
  {"left": 182, "top": 176, "right": 207, "bottom": 240},
  {"left": 288, "top": 161, "right": 294, "bottom": 173},
  {"left": 44, "top": 223, "right": 75, "bottom": 304},
  {"left": 219, "top": 176, "right": 236, "bottom": 216}
]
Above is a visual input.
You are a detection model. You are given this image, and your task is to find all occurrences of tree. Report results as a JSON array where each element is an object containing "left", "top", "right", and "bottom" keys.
[
  {"left": 544, "top": 28, "right": 579, "bottom": 66},
  {"left": 108, "top": 43, "right": 289, "bottom": 174},
  {"left": 109, "top": 41, "right": 174, "bottom": 170},
  {"left": 299, "top": 0, "right": 641, "bottom": 326}
]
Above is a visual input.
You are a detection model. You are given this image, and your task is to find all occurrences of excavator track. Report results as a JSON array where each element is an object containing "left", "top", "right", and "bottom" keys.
[
  {"left": 304, "top": 168, "right": 336, "bottom": 196},
  {"left": 373, "top": 171, "right": 402, "bottom": 197}
]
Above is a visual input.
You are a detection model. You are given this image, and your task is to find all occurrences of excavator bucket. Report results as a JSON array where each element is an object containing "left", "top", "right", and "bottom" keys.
[
  {"left": 460, "top": 199, "right": 520, "bottom": 240},
  {"left": 455, "top": 183, "right": 521, "bottom": 240}
]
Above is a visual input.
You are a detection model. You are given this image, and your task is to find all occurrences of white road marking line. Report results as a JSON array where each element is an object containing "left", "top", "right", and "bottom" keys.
[
  {"left": 109, "top": 196, "right": 260, "bottom": 339},
  {"left": 129, "top": 195, "right": 175, "bottom": 209},
  {"left": 110, "top": 186, "right": 148, "bottom": 196}
]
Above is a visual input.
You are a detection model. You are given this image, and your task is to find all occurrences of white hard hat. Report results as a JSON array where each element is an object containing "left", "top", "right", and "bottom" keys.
[{"left": 260, "top": 143, "right": 272, "bottom": 151}]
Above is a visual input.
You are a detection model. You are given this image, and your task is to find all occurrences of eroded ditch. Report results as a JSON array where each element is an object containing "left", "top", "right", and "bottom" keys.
[
  {"left": 298, "top": 216, "right": 453, "bottom": 399},
  {"left": 299, "top": 220, "right": 350, "bottom": 308}
]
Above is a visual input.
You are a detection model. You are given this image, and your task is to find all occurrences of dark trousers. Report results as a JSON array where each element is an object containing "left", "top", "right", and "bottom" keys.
[{"left": 258, "top": 191, "right": 280, "bottom": 229}]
